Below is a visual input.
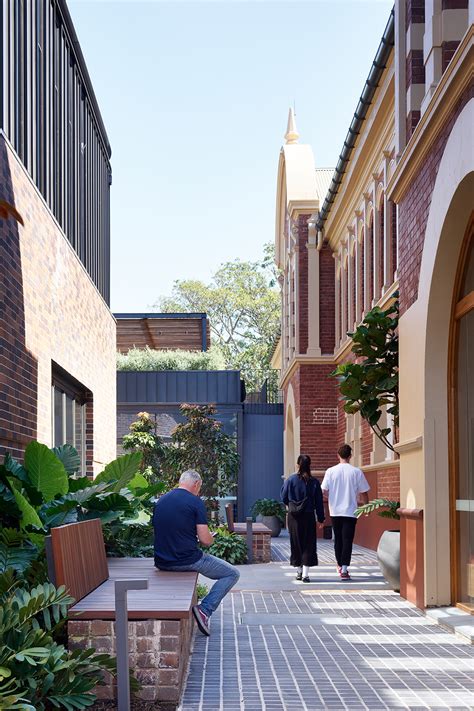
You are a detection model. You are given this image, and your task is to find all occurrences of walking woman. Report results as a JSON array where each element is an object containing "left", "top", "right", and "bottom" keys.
[{"left": 281, "top": 454, "right": 325, "bottom": 582}]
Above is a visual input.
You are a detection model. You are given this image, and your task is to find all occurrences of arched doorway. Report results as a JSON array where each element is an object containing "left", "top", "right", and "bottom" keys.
[{"left": 451, "top": 217, "right": 474, "bottom": 611}]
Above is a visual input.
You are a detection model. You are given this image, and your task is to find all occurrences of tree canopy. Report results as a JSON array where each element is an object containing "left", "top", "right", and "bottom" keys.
[{"left": 153, "top": 243, "right": 281, "bottom": 392}]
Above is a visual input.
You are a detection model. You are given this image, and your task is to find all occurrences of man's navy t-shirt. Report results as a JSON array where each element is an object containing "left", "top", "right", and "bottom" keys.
[{"left": 153, "top": 488, "right": 207, "bottom": 568}]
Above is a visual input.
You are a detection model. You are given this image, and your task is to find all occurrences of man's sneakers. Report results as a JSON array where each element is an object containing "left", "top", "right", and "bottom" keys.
[
  {"left": 192, "top": 605, "right": 210, "bottom": 636},
  {"left": 337, "top": 565, "right": 342, "bottom": 576},
  {"left": 340, "top": 570, "right": 351, "bottom": 580}
]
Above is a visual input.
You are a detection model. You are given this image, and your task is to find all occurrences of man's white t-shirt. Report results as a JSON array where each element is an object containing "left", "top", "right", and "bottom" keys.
[{"left": 321, "top": 463, "right": 370, "bottom": 518}]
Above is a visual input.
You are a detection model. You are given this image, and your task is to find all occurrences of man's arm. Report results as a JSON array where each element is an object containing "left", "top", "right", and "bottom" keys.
[
  {"left": 357, "top": 491, "right": 369, "bottom": 505},
  {"left": 196, "top": 524, "right": 214, "bottom": 547}
]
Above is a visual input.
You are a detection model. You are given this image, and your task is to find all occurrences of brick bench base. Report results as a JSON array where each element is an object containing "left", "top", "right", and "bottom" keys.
[
  {"left": 69, "top": 616, "right": 194, "bottom": 705},
  {"left": 234, "top": 530, "right": 271, "bottom": 563}
]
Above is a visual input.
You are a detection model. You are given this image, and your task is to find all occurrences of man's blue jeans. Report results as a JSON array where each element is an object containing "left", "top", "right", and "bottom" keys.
[{"left": 158, "top": 553, "right": 240, "bottom": 617}]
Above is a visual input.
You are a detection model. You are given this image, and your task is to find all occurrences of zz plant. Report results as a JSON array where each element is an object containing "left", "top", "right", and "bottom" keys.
[{"left": 331, "top": 294, "right": 399, "bottom": 452}]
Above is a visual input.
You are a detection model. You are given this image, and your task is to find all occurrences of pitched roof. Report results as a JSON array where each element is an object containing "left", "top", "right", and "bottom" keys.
[{"left": 315, "top": 168, "right": 335, "bottom": 204}]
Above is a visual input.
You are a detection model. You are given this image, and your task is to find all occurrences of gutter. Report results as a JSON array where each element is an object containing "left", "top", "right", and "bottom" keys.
[{"left": 316, "top": 8, "right": 395, "bottom": 235}]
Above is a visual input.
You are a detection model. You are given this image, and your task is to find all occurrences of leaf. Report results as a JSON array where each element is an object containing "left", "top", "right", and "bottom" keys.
[
  {"left": 128, "top": 473, "right": 148, "bottom": 490},
  {"left": 3, "top": 453, "right": 29, "bottom": 483},
  {"left": 8, "top": 482, "right": 43, "bottom": 531},
  {"left": 51, "top": 445, "right": 81, "bottom": 475},
  {"left": 0, "top": 542, "right": 38, "bottom": 574},
  {"left": 24, "top": 442, "right": 68, "bottom": 501},
  {"left": 94, "top": 452, "right": 141, "bottom": 492}
]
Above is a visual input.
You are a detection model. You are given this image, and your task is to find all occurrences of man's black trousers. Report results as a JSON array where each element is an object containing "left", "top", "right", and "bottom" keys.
[{"left": 331, "top": 516, "right": 357, "bottom": 566}]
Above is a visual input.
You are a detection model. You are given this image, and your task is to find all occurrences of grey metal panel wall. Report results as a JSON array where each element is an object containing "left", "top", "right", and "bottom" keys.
[
  {"left": 241, "top": 411, "right": 284, "bottom": 518},
  {"left": 117, "top": 370, "right": 242, "bottom": 404}
]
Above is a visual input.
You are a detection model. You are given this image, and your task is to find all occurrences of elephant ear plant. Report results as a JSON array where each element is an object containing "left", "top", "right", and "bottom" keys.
[{"left": 0, "top": 441, "right": 152, "bottom": 709}]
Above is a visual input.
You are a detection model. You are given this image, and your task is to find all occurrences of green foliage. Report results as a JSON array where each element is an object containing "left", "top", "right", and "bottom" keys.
[
  {"left": 154, "top": 243, "right": 281, "bottom": 392},
  {"left": 117, "top": 345, "right": 226, "bottom": 373},
  {"left": 331, "top": 295, "right": 399, "bottom": 451},
  {"left": 196, "top": 583, "right": 209, "bottom": 601},
  {"left": 122, "top": 412, "right": 168, "bottom": 485},
  {"left": 251, "top": 498, "right": 286, "bottom": 523},
  {"left": 0, "top": 577, "right": 117, "bottom": 710},
  {"left": 162, "top": 404, "right": 239, "bottom": 512},
  {"left": 206, "top": 526, "right": 247, "bottom": 564},
  {"left": 354, "top": 498, "right": 400, "bottom": 520}
]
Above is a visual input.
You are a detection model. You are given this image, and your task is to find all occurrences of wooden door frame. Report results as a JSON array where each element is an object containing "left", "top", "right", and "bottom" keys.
[{"left": 448, "top": 213, "right": 474, "bottom": 610}]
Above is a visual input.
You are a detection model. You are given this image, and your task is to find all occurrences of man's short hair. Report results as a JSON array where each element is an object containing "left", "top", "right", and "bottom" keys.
[
  {"left": 338, "top": 444, "right": 352, "bottom": 460},
  {"left": 179, "top": 469, "right": 202, "bottom": 486}
]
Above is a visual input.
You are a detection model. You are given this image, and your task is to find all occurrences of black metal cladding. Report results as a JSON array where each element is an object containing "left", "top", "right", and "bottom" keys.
[{"left": 0, "top": 0, "right": 112, "bottom": 303}]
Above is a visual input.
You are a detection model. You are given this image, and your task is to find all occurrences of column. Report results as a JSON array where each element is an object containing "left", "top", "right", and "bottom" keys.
[
  {"left": 406, "top": 0, "right": 426, "bottom": 138},
  {"left": 341, "top": 241, "right": 347, "bottom": 342},
  {"left": 422, "top": 0, "right": 443, "bottom": 112},
  {"left": 355, "top": 211, "right": 362, "bottom": 323},
  {"left": 306, "top": 215, "right": 322, "bottom": 357},
  {"left": 395, "top": 0, "right": 407, "bottom": 156}
]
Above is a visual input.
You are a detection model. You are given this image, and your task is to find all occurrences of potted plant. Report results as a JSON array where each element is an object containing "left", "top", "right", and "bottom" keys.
[
  {"left": 251, "top": 498, "right": 286, "bottom": 537},
  {"left": 355, "top": 498, "right": 400, "bottom": 591}
]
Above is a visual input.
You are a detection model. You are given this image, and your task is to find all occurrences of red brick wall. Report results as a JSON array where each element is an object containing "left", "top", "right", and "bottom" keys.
[
  {"left": 398, "top": 81, "right": 474, "bottom": 314},
  {"left": 442, "top": 41, "right": 461, "bottom": 73},
  {"left": 297, "top": 214, "right": 310, "bottom": 354},
  {"left": 0, "top": 135, "right": 116, "bottom": 472},
  {"left": 299, "top": 363, "right": 337, "bottom": 471},
  {"left": 319, "top": 243, "right": 335, "bottom": 354}
]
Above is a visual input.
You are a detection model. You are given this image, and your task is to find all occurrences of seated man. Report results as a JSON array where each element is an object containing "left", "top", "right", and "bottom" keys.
[{"left": 152, "top": 469, "right": 240, "bottom": 636}]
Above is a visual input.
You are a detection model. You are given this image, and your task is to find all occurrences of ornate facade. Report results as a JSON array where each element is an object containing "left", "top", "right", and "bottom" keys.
[{"left": 275, "top": 3, "right": 474, "bottom": 609}]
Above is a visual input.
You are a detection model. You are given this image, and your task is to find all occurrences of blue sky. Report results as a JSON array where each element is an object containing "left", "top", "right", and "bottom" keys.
[{"left": 68, "top": 0, "right": 393, "bottom": 312}]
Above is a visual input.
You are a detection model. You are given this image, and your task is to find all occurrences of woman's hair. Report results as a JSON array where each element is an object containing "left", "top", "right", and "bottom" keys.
[{"left": 296, "top": 454, "right": 311, "bottom": 481}]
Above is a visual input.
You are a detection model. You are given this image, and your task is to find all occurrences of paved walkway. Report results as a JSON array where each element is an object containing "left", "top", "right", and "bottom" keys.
[{"left": 180, "top": 534, "right": 474, "bottom": 710}]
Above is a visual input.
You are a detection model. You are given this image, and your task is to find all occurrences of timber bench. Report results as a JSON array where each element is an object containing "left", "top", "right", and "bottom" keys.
[
  {"left": 47, "top": 519, "right": 197, "bottom": 706},
  {"left": 225, "top": 504, "right": 272, "bottom": 563}
]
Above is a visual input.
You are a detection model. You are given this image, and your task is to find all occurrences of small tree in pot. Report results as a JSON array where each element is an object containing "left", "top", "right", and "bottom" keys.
[
  {"left": 251, "top": 498, "right": 286, "bottom": 537},
  {"left": 355, "top": 498, "right": 400, "bottom": 591}
]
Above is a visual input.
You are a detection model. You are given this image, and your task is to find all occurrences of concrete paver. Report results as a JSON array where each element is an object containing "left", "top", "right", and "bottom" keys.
[{"left": 183, "top": 534, "right": 474, "bottom": 710}]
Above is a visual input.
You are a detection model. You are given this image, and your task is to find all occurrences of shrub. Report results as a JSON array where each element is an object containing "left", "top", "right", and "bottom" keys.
[
  {"left": 196, "top": 583, "right": 209, "bottom": 601},
  {"left": 117, "top": 346, "right": 226, "bottom": 372},
  {"left": 206, "top": 526, "right": 247, "bottom": 564},
  {"left": 251, "top": 498, "right": 286, "bottom": 523},
  {"left": 0, "top": 575, "right": 117, "bottom": 710}
]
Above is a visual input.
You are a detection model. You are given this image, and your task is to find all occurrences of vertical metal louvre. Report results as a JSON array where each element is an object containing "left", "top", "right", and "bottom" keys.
[{"left": 0, "top": 0, "right": 111, "bottom": 304}]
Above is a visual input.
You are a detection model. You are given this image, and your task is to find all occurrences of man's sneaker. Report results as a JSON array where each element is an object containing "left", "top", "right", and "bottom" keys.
[
  {"left": 340, "top": 570, "right": 351, "bottom": 580},
  {"left": 192, "top": 605, "right": 210, "bottom": 636},
  {"left": 337, "top": 566, "right": 342, "bottom": 576}
]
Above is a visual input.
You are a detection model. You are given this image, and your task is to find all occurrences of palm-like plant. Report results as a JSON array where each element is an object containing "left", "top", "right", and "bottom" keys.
[{"left": 354, "top": 498, "right": 400, "bottom": 520}]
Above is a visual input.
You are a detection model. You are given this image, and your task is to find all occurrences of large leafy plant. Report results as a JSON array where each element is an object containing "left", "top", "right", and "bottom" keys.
[
  {"left": 331, "top": 295, "right": 399, "bottom": 452},
  {"left": 163, "top": 404, "right": 239, "bottom": 513},
  {"left": 122, "top": 411, "right": 167, "bottom": 485},
  {"left": 355, "top": 498, "right": 400, "bottom": 520},
  {"left": 206, "top": 526, "right": 247, "bottom": 565}
]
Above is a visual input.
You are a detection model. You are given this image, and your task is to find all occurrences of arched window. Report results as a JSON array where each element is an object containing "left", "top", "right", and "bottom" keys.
[
  {"left": 368, "top": 214, "right": 374, "bottom": 306},
  {"left": 379, "top": 195, "right": 385, "bottom": 296},
  {"left": 351, "top": 248, "right": 356, "bottom": 329},
  {"left": 359, "top": 227, "right": 365, "bottom": 318},
  {"left": 391, "top": 201, "right": 397, "bottom": 281}
]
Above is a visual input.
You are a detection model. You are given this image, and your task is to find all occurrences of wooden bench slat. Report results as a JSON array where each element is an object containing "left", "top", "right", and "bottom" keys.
[
  {"left": 70, "top": 562, "right": 197, "bottom": 620},
  {"left": 51, "top": 519, "right": 108, "bottom": 603}
]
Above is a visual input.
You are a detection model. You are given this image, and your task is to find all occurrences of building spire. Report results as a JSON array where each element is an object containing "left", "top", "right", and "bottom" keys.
[{"left": 284, "top": 107, "right": 299, "bottom": 144}]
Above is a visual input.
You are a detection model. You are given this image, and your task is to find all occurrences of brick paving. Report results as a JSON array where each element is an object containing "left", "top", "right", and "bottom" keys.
[{"left": 181, "top": 538, "right": 474, "bottom": 710}]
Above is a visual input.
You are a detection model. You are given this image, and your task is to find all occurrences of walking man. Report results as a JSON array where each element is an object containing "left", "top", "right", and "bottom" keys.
[
  {"left": 153, "top": 469, "right": 240, "bottom": 636},
  {"left": 321, "top": 444, "right": 370, "bottom": 580}
]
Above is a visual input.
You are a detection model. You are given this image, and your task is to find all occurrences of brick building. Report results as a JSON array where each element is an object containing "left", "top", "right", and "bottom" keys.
[
  {"left": 275, "top": 4, "right": 473, "bottom": 609},
  {"left": 0, "top": 0, "right": 116, "bottom": 474}
]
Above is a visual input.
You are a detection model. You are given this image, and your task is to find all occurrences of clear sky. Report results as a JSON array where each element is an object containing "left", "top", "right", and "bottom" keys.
[{"left": 68, "top": 0, "right": 393, "bottom": 312}]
